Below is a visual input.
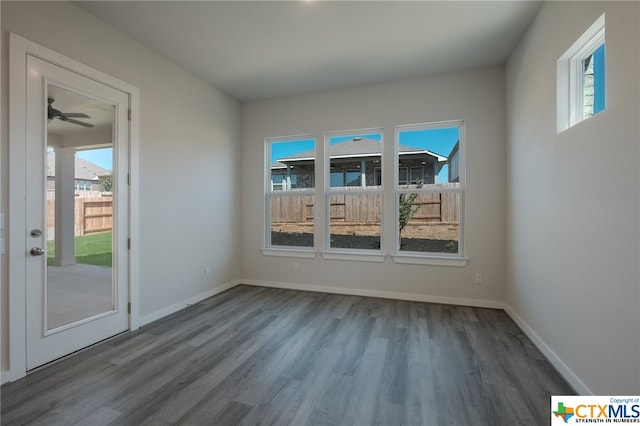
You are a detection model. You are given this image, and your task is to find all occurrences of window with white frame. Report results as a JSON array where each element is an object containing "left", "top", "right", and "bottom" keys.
[
  {"left": 264, "top": 125, "right": 466, "bottom": 263},
  {"left": 75, "top": 179, "right": 94, "bottom": 191},
  {"left": 557, "top": 14, "right": 605, "bottom": 132},
  {"left": 266, "top": 136, "right": 315, "bottom": 248},
  {"left": 396, "top": 122, "right": 463, "bottom": 256},
  {"left": 326, "top": 130, "right": 383, "bottom": 252},
  {"left": 582, "top": 43, "right": 605, "bottom": 118}
]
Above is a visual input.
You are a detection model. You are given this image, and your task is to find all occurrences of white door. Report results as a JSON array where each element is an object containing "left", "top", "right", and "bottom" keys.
[{"left": 25, "top": 55, "right": 129, "bottom": 369}]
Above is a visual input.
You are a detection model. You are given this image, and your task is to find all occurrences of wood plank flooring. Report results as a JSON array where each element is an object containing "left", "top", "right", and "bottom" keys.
[{"left": 1, "top": 285, "right": 574, "bottom": 425}]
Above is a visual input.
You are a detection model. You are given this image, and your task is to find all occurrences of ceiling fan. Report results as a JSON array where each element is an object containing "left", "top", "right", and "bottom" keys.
[{"left": 47, "top": 97, "right": 94, "bottom": 128}]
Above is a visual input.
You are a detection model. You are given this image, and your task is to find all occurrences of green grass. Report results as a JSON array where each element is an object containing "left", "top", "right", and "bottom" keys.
[{"left": 47, "top": 232, "right": 112, "bottom": 267}]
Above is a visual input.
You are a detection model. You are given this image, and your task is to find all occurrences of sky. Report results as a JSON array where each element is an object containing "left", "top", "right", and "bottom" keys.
[
  {"left": 271, "top": 127, "right": 460, "bottom": 183},
  {"left": 592, "top": 43, "right": 605, "bottom": 114},
  {"left": 76, "top": 148, "right": 113, "bottom": 171},
  {"left": 78, "top": 127, "right": 461, "bottom": 177}
]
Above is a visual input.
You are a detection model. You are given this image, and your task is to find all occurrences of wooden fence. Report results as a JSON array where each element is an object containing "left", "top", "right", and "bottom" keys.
[
  {"left": 271, "top": 190, "right": 459, "bottom": 224},
  {"left": 46, "top": 191, "right": 113, "bottom": 240}
]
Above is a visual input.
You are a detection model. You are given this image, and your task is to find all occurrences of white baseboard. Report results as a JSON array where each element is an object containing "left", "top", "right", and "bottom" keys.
[
  {"left": 240, "top": 279, "right": 505, "bottom": 310},
  {"left": 1, "top": 369, "right": 12, "bottom": 385},
  {"left": 504, "top": 304, "right": 591, "bottom": 395},
  {"left": 139, "top": 280, "right": 241, "bottom": 326}
]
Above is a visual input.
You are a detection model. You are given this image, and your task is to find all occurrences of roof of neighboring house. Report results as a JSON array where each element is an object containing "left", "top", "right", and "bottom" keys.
[
  {"left": 271, "top": 161, "right": 288, "bottom": 169},
  {"left": 274, "top": 138, "right": 448, "bottom": 165},
  {"left": 46, "top": 151, "right": 111, "bottom": 180}
]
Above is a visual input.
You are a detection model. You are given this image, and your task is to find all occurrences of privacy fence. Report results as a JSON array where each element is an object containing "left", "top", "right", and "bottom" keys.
[
  {"left": 46, "top": 190, "right": 113, "bottom": 240},
  {"left": 272, "top": 193, "right": 458, "bottom": 223},
  {"left": 271, "top": 186, "right": 459, "bottom": 240}
]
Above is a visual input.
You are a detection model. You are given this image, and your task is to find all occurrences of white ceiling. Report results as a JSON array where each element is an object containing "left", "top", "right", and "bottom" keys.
[
  {"left": 76, "top": 1, "right": 542, "bottom": 102},
  {"left": 47, "top": 83, "right": 114, "bottom": 137}
]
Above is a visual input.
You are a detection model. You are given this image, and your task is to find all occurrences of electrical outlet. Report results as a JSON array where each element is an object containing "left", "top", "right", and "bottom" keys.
[
  {"left": 475, "top": 273, "right": 483, "bottom": 284},
  {"left": 292, "top": 262, "right": 298, "bottom": 271},
  {"left": 205, "top": 267, "right": 211, "bottom": 277}
]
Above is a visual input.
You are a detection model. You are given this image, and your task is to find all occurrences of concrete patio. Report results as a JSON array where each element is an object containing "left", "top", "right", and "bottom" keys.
[{"left": 46, "top": 263, "right": 114, "bottom": 330}]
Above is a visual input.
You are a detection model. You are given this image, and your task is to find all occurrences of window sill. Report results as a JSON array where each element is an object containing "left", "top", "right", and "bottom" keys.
[
  {"left": 321, "top": 251, "right": 386, "bottom": 263},
  {"left": 261, "top": 249, "right": 467, "bottom": 266},
  {"left": 391, "top": 254, "right": 468, "bottom": 267},
  {"left": 261, "top": 248, "right": 316, "bottom": 259}
]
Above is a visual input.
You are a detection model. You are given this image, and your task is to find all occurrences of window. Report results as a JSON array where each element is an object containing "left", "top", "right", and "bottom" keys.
[
  {"left": 399, "top": 166, "right": 429, "bottom": 185},
  {"left": 410, "top": 167, "right": 424, "bottom": 184},
  {"left": 557, "top": 14, "right": 605, "bottom": 132},
  {"left": 75, "top": 179, "right": 94, "bottom": 191},
  {"left": 326, "top": 130, "right": 383, "bottom": 252},
  {"left": 264, "top": 125, "right": 466, "bottom": 265},
  {"left": 271, "top": 175, "right": 284, "bottom": 190},
  {"left": 346, "top": 170, "right": 361, "bottom": 186},
  {"left": 448, "top": 143, "right": 460, "bottom": 183},
  {"left": 374, "top": 168, "right": 382, "bottom": 185},
  {"left": 396, "top": 122, "right": 463, "bottom": 256},
  {"left": 398, "top": 167, "right": 408, "bottom": 185},
  {"left": 330, "top": 171, "right": 344, "bottom": 187},
  {"left": 583, "top": 43, "right": 605, "bottom": 117},
  {"left": 266, "top": 136, "right": 315, "bottom": 249},
  {"left": 271, "top": 174, "right": 298, "bottom": 190}
]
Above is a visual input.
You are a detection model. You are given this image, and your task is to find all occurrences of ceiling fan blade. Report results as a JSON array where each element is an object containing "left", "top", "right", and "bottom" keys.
[
  {"left": 62, "top": 117, "right": 95, "bottom": 128},
  {"left": 62, "top": 113, "right": 90, "bottom": 118},
  {"left": 48, "top": 107, "right": 61, "bottom": 119}
]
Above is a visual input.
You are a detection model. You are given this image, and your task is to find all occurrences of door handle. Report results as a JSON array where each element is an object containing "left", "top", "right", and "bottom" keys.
[{"left": 30, "top": 247, "right": 45, "bottom": 256}]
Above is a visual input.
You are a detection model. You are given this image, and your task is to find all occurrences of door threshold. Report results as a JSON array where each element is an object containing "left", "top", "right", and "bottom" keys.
[{"left": 26, "top": 330, "right": 130, "bottom": 375}]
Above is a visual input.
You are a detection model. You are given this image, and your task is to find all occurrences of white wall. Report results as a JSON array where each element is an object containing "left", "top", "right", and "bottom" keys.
[
  {"left": 505, "top": 1, "right": 640, "bottom": 394},
  {"left": 240, "top": 67, "right": 507, "bottom": 305},
  {"left": 1, "top": 1, "right": 241, "bottom": 374}
]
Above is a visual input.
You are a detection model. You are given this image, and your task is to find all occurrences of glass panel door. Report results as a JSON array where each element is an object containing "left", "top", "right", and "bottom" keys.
[{"left": 46, "top": 83, "right": 116, "bottom": 331}]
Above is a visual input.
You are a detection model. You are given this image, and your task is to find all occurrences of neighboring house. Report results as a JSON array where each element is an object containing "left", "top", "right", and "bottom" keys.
[
  {"left": 270, "top": 161, "right": 295, "bottom": 190},
  {"left": 448, "top": 141, "right": 460, "bottom": 183},
  {"left": 271, "top": 137, "right": 451, "bottom": 190},
  {"left": 46, "top": 151, "right": 111, "bottom": 192}
]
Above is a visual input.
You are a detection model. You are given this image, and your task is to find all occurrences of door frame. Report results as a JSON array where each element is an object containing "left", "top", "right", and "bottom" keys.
[{"left": 7, "top": 33, "right": 140, "bottom": 382}]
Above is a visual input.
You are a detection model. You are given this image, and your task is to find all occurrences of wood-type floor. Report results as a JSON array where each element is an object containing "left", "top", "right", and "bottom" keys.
[{"left": 1, "top": 285, "right": 573, "bottom": 425}]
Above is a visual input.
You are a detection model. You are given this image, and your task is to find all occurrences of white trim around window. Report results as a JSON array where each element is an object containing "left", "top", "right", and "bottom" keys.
[
  {"left": 393, "top": 120, "right": 466, "bottom": 264},
  {"left": 265, "top": 134, "right": 316, "bottom": 252},
  {"left": 262, "top": 123, "right": 468, "bottom": 267},
  {"left": 323, "top": 128, "right": 384, "bottom": 258},
  {"left": 557, "top": 13, "right": 606, "bottom": 133}
]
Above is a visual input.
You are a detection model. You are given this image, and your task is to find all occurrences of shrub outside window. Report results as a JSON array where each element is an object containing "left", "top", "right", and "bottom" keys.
[
  {"left": 265, "top": 124, "right": 466, "bottom": 264},
  {"left": 396, "top": 122, "right": 464, "bottom": 256}
]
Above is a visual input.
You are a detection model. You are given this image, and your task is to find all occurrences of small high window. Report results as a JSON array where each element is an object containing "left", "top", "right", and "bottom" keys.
[
  {"left": 583, "top": 43, "right": 605, "bottom": 117},
  {"left": 557, "top": 14, "right": 605, "bottom": 132}
]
